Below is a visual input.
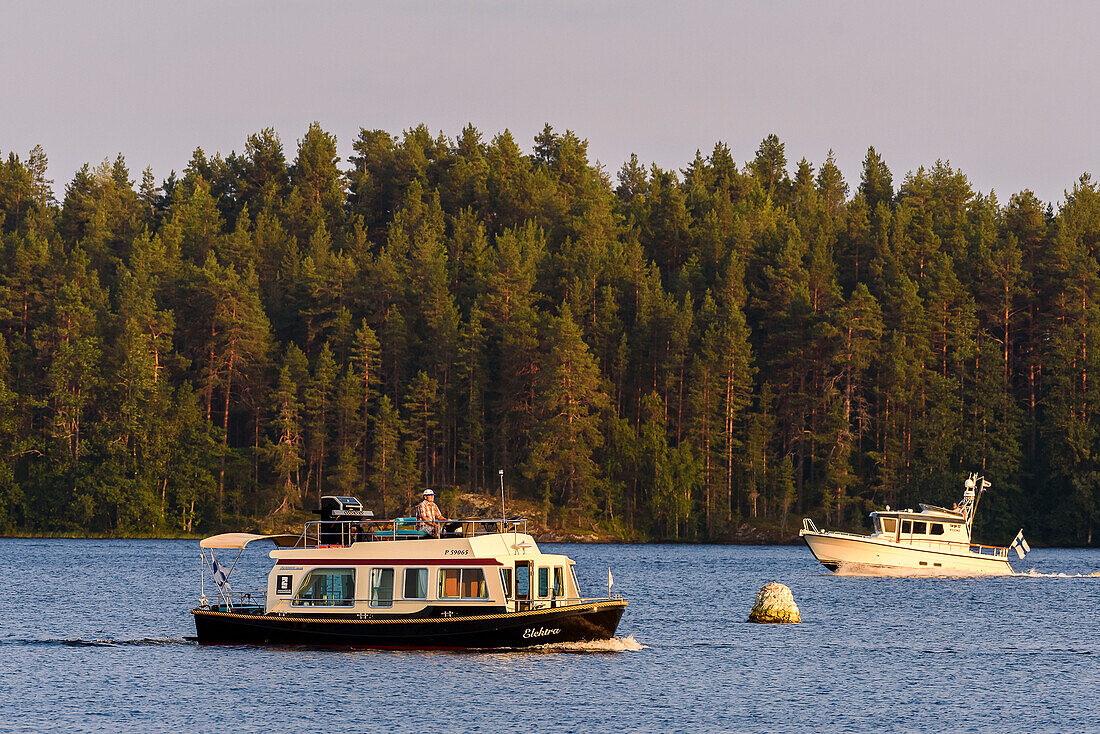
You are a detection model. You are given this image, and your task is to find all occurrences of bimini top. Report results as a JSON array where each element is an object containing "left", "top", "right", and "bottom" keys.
[{"left": 199, "top": 532, "right": 305, "bottom": 550}]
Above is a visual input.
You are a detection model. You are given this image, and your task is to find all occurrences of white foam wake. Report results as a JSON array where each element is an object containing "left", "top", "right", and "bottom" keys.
[
  {"left": 529, "top": 634, "right": 646, "bottom": 653},
  {"left": 832, "top": 562, "right": 1007, "bottom": 578},
  {"left": 1012, "top": 568, "right": 1100, "bottom": 578},
  {"left": 831, "top": 563, "right": 1100, "bottom": 579}
]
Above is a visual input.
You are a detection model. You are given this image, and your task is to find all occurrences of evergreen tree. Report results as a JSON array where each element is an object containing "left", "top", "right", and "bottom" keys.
[
  {"left": 304, "top": 342, "right": 337, "bottom": 503},
  {"left": 263, "top": 362, "right": 301, "bottom": 513},
  {"left": 860, "top": 146, "right": 894, "bottom": 213},
  {"left": 527, "top": 306, "right": 609, "bottom": 516}
]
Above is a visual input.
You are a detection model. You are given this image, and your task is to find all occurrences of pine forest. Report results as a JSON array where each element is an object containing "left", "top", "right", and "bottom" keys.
[{"left": 1, "top": 124, "right": 1099, "bottom": 545}]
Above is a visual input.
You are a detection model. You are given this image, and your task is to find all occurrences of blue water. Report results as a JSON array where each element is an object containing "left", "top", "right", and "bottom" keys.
[{"left": 1, "top": 539, "right": 1098, "bottom": 733}]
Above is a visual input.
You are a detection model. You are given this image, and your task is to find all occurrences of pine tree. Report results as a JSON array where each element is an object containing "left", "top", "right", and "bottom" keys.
[
  {"left": 304, "top": 342, "right": 338, "bottom": 503},
  {"left": 751, "top": 134, "right": 789, "bottom": 202},
  {"left": 527, "top": 306, "right": 609, "bottom": 516},
  {"left": 350, "top": 320, "right": 380, "bottom": 490},
  {"left": 404, "top": 371, "right": 441, "bottom": 488},
  {"left": 860, "top": 146, "right": 894, "bottom": 213},
  {"left": 370, "top": 395, "right": 414, "bottom": 516},
  {"left": 267, "top": 364, "right": 303, "bottom": 514},
  {"left": 188, "top": 257, "right": 272, "bottom": 522}
]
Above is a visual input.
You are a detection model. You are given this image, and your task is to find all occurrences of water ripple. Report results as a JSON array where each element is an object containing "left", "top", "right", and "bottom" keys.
[{"left": 1, "top": 637, "right": 193, "bottom": 648}]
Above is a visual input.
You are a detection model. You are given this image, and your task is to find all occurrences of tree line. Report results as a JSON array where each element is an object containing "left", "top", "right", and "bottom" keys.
[{"left": 0, "top": 124, "right": 1097, "bottom": 544}]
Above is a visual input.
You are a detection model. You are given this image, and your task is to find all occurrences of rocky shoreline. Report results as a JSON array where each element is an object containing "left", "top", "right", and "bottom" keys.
[{"left": 2, "top": 492, "right": 804, "bottom": 544}]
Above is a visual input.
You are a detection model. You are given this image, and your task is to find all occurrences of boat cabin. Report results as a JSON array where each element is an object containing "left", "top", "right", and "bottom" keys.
[
  {"left": 201, "top": 496, "right": 589, "bottom": 618},
  {"left": 264, "top": 531, "right": 582, "bottom": 617},
  {"left": 869, "top": 505, "right": 970, "bottom": 545}
]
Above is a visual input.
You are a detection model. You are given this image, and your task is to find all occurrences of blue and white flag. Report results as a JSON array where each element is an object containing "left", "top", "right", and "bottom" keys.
[
  {"left": 209, "top": 553, "right": 232, "bottom": 593},
  {"left": 1009, "top": 530, "right": 1030, "bottom": 559}
]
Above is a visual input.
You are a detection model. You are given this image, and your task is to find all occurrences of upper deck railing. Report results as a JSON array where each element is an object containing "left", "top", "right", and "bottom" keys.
[{"left": 293, "top": 517, "right": 530, "bottom": 548}]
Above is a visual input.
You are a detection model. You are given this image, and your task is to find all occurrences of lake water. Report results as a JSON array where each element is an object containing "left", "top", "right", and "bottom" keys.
[{"left": 1, "top": 539, "right": 1098, "bottom": 733}]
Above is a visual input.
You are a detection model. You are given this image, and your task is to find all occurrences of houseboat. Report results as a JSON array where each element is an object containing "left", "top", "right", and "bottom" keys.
[
  {"left": 192, "top": 495, "right": 627, "bottom": 649},
  {"left": 799, "top": 473, "right": 1029, "bottom": 575}
]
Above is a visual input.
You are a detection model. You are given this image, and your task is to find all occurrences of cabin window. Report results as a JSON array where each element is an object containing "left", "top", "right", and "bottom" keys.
[
  {"left": 500, "top": 568, "right": 513, "bottom": 598},
  {"left": 569, "top": 567, "right": 580, "bottom": 596},
  {"left": 516, "top": 565, "right": 531, "bottom": 599},
  {"left": 438, "top": 568, "right": 489, "bottom": 599},
  {"left": 912, "top": 521, "right": 927, "bottom": 535},
  {"left": 553, "top": 567, "right": 565, "bottom": 597},
  {"left": 930, "top": 523, "right": 945, "bottom": 536},
  {"left": 883, "top": 518, "right": 897, "bottom": 533},
  {"left": 370, "top": 568, "right": 394, "bottom": 608},
  {"left": 873, "top": 517, "right": 882, "bottom": 533},
  {"left": 537, "top": 567, "right": 549, "bottom": 597},
  {"left": 294, "top": 568, "right": 355, "bottom": 606},
  {"left": 403, "top": 568, "right": 428, "bottom": 599},
  {"left": 901, "top": 520, "right": 912, "bottom": 534}
]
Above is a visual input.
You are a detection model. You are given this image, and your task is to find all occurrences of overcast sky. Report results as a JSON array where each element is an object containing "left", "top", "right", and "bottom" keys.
[{"left": 2, "top": 1, "right": 1096, "bottom": 205}]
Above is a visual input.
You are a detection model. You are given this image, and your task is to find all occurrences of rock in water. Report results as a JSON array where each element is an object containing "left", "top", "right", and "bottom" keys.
[{"left": 747, "top": 582, "right": 801, "bottom": 623}]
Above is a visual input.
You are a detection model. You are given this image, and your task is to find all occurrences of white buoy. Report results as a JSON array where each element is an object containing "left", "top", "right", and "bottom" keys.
[{"left": 747, "top": 582, "right": 801, "bottom": 623}]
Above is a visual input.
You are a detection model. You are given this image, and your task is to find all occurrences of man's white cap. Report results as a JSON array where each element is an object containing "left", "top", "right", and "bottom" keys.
[{"left": 423, "top": 489, "right": 435, "bottom": 496}]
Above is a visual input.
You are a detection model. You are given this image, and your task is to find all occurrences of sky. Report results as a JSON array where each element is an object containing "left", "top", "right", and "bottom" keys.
[{"left": 2, "top": 0, "right": 1097, "bottom": 206}]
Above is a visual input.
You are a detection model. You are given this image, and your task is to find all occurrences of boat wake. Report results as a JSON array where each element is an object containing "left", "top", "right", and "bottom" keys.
[
  {"left": 526, "top": 635, "right": 646, "bottom": 653},
  {"left": 0, "top": 637, "right": 193, "bottom": 648},
  {"left": 832, "top": 562, "right": 1006, "bottom": 578},
  {"left": 832, "top": 563, "right": 1100, "bottom": 579},
  {"left": 1012, "top": 568, "right": 1100, "bottom": 579}
]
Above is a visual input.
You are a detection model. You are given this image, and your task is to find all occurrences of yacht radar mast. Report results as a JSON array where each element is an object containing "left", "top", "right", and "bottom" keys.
[{"left": 960, "top": 473, "right": 991, "bottom": 535}]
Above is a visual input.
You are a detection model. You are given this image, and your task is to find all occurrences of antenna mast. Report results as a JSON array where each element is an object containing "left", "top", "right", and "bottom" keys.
[
  {"left": 499, "top": 468, "right": 506, "bottom": 531},
  {"left": 960, "top": 473, "right": 991, "bottom": 536}
]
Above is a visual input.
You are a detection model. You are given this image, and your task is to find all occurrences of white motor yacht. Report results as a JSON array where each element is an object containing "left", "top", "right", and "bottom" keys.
[{"left": 799, "top": 473, "right": 1029, "bottom": 575}]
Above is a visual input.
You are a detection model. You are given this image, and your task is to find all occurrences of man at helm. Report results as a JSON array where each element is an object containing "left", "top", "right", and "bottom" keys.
[{"left": 416, "top": 489, "right": 448, "bottom": 538}]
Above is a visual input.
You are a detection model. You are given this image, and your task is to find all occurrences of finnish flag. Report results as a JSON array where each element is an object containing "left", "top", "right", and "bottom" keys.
[
  {"left": 1009, "top": 530, "right": 1031, "bottom": 559},
  {"left": 209, "top": 553, "right": 232, "bottom": 593}
]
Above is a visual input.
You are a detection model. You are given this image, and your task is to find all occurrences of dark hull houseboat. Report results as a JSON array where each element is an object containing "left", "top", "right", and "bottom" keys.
[{"left": 193, "top": 496, "right": 626, "bottom": 649}]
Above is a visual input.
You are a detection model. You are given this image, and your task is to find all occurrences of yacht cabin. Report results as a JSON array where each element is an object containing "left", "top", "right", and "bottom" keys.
[{"left": 868, "top": 505, "right": 970, "bottom": 546}]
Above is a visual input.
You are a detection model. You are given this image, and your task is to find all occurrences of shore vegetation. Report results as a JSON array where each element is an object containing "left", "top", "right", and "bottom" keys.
[{"left": 0, "top": 125, "right": 1097, "bottom": 544}]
